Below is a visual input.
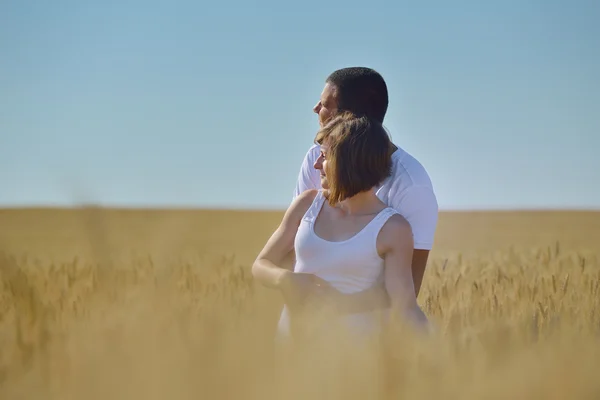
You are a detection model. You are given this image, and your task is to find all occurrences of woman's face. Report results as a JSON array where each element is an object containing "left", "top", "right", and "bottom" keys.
[{"left": 313, "top": 140, "right": 330, "bottom": 190}]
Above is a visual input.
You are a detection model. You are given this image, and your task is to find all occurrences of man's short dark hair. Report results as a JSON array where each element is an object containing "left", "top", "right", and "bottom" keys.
[{"left": 326, "top": 67, "right": 389, "bottom": 124}]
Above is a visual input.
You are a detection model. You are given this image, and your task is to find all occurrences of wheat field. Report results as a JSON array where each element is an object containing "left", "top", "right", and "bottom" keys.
[{"left": 0, "top": 208, "right": 599, "bottom": 399}]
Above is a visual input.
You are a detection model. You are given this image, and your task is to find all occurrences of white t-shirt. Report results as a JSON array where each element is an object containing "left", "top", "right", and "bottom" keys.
[{"left": 293, "top": 144, "right": 439, "bottom": 251}]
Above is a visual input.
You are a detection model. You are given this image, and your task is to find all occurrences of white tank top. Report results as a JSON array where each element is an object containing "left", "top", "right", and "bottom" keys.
[
  {"left": 294, "top": 190, "right": 399, "bottom": 293},
  {"left": 277, "top": 190, "right": 399, "bottom": 341}
]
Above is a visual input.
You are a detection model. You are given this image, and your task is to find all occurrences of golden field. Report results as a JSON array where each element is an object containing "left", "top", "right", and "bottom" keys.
[{"left": 0, "top": 208, "right": 600, "bottom": 399}]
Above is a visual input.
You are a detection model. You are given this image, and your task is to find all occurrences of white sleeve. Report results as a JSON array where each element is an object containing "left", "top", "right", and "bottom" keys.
[
  {"left": 293, "top": 146, "right": 321, "bottom": 199},
  {"left": 392, "top": 185, "right": 439, "bottom": 251}
]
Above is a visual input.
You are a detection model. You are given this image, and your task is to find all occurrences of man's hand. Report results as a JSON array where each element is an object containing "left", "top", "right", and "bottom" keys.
[{"left": 411, "top": 249, "right": 430, "bottom": 297}]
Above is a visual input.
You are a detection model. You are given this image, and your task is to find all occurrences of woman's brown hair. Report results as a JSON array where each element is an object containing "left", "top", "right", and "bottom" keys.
[{"left": 315, "top": 112, "right": 393, "bottom": 206}]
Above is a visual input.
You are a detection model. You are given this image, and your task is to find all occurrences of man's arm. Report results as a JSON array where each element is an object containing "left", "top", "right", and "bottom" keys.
[
  {"left": 293, "top": 145, "right": 321, "bottom": 199},
  {"left": 392, "top": 185, "right": 439, "bottom": 297},
  {"left": 411, "top": 250, "right": 430, "bottom": 298}
]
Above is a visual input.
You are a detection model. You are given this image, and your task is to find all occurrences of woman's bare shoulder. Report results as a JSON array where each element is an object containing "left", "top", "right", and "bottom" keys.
[
  {"left": 377, "top": 212, "right": 414, "bottom": 253},
  {"left": 284, "top": 189, "right": 319, "bottom": 222},
  {"left": 296, "top": 188, "right": 319, "bottom": 203}
]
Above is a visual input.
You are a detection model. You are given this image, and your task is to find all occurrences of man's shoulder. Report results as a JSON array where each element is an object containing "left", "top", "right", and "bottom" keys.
[{"left": 384, "top": 146, "right": 435, "bottom": 192}]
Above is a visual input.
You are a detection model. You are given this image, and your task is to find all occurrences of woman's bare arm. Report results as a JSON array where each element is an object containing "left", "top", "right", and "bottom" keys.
[
  {"left": 380, "top": 214, "right": 429, "bottom": 329},
  {"left": 251, "top": 189, "right": 317, "bottom": 289}
]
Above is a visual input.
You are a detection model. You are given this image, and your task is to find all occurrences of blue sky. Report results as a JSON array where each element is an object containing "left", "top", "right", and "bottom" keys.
[{"left": 2, "top": 0, "right": 599, "bottom": 210}]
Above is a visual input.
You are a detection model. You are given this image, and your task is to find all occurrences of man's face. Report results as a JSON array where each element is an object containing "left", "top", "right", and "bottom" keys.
[
  {"left": 313, "top": 141, "right": 330, "bottom": 189},
  {"left": 313, "top": 82, "right": 338, "bottom": 127}
]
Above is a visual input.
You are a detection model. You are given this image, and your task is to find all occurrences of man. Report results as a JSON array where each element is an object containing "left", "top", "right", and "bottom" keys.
[{"left": 293, "top": 67, "right": 438, "bottom": 298}]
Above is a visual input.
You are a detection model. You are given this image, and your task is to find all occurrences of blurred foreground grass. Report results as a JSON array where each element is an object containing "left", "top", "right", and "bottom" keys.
[{"left": 0, "top": 208, "right": 599, "bottom": 399}]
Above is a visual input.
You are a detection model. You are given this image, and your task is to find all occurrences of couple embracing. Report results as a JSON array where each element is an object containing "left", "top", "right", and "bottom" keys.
[{"left": 252, "top": 67, "right": 438, "bottom": 346}]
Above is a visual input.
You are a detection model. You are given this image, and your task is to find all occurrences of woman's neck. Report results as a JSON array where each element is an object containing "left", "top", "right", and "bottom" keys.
[{"left": 334, "top": 188, "right": 384, "bottom": 216}]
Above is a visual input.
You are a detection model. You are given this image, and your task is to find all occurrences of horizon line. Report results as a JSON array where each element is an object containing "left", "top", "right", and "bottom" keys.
[{"left": 1, "top": 205, "right": 599, "bottom": 213}]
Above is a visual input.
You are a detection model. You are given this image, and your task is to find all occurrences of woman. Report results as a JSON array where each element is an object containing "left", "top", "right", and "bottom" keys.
[{"left": 252, "top": 112, "right": 429, "bottom": 346}]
